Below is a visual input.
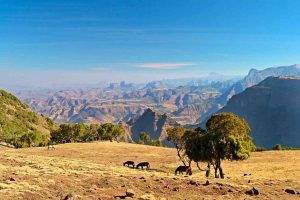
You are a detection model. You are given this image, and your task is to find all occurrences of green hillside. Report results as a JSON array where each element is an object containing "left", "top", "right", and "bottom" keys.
[{"left": 0, "top": 89, "right": 57, "bottom": 148}]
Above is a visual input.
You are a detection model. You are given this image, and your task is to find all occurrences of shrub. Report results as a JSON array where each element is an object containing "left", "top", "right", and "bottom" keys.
[
  {"left": 151, "top": 139, "right": 163, "bottom": 147},
  {"left": 254, "top": 146, "right": 268, "bottom": 152},
  {"left": 273, "top": 144, "right": 282, "bottom": 150}
]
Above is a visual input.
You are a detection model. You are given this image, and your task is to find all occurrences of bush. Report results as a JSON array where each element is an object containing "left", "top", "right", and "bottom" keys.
[
  {"left": 273, "top": 144, "right": 282, "bottom": 150},
  {"left": 151, "top": 139, "right": 163, "bottom": 147},
  {"left": 254, "top": 146, "right": 268, "bottom": 152}
]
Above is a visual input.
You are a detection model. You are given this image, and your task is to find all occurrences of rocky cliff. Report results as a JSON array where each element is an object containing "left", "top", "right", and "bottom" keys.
[
  {"left": 120, "top": 108, "right": 180, "bottom": 143},
  {"left": 220, "top": 76, "right": 300, "bottom": 148},
  {"left": 197, "top": 64, "right": 300, "bottom": 123}
]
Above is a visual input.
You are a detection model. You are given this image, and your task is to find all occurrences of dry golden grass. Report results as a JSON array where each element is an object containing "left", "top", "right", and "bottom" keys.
[{"left": 0, "top": 142, "right": 299, "bottom": 199}]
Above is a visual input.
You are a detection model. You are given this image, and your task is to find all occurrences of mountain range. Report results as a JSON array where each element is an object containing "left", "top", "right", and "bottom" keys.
[
  {"left": 197, "top": 64, "right": 300, "bottom": 123},
  {"left": 7, "top": 64, "right": 300, "bottom": 148},
  {"left": 18, "top": 79, "right": 234, "bottom": 125}
]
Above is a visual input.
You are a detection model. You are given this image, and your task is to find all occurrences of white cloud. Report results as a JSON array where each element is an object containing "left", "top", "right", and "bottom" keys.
[{"left": 134, "top": 63, "right": 196, "bottom": 69}]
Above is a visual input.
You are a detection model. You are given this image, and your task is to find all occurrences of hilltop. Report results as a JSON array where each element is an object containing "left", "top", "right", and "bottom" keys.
[
  {"left": 0, "top": 142, "right": 299, "bottom": 199},
  {"left": 220, "top": 76, "right": 300, "bottom": 148}
]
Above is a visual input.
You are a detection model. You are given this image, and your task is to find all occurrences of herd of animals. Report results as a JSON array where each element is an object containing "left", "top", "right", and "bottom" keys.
[{"left": 123, "top": 161, "right": 192, "bottom": 176}]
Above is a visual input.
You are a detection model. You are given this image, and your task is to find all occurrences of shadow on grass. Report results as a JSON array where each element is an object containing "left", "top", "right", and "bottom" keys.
[
  {"left": 114, "top": 195, "right": 127, "bottom": 199},
  {"left": 139, "top": 168, "right": 167, "bottom": 173}
]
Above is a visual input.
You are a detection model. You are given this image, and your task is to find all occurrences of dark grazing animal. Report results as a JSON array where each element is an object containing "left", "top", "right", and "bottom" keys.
[
  {"left": 123, "top": 161, "right": 135, "bottom": 168},
  {"left": 175, "top": 166, "right": 192, "bottom": 175},
  {"left": 136, "top": 162, "right": 150, "bottom": 169}
]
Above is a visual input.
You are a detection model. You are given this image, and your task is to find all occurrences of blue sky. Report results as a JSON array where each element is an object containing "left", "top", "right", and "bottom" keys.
[{"left": 1, "top": 0, "right": 300, "bottom": 88}]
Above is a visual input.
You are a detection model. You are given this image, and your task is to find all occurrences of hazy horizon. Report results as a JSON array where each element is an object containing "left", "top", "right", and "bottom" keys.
[{"left": 2, "top": 0, "right": 300, "bottom": 90}]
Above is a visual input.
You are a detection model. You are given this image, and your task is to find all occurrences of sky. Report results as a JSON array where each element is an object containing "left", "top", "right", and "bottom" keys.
[{"left": 1, "top": 0, "right": 300, "bottom": 89}]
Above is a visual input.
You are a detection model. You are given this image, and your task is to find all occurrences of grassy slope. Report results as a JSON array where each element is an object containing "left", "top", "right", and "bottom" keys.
[
  {"left": 0, "top": 142, "right": 299, "bottom": 199},
  {"left": 0, "top": 90, "right": 56, "bottom": 140}
]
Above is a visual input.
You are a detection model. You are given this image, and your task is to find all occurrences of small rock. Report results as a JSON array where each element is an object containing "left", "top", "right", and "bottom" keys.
[
  {"left": 9, "top": 177, "right": 16, "bottom": 181},
  {"left": 140, "top": 177, "right": 145, "bottom": 179},
  {"left": 248, "top": 180, "right": 251, "bottom": 183},
  {"left": 216, "top": 183, "right": 224, "bottom": 186},
  {"left": 228, "top": 189, "right": 234, "bottom": 192},
  {"left": 245, "top": 187, "right": 259, "bottom": 196},
  {"left": 121, "top": 185, "right": 126, "bottom": 187},
  {"left": 285, "top": 189, "right": 296, "bottom": 194},
  {"left": 188, "top": 180, "right": 198, "bottom": 186},
  {"left": 245, "top": 190, "right": 253, "bottom": 195},
  {"left": 172, "top": 187, "right": 179, "bottom": 192},
  {"left": 253, "top": 187, "right": 259, "bottom": 195},
  {"left": 244, "top": 173, "right": 248, "bottom": 176},
  {"left": 126, "top": 189, "right": 136, "bottom": 198},
  {"left": 203, "top": 180, "right": 209, "bottom": 186},
  {"left": 147, "top": 185, "right": 151, "bottom": 188},
  {"left": 63, "top": 193, "right": 76, "bottom": 200}
]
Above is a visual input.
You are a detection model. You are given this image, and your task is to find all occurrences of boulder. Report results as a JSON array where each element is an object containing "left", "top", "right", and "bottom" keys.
[{"left": 126, "top": 189, "right": 136, "bottom": 198}]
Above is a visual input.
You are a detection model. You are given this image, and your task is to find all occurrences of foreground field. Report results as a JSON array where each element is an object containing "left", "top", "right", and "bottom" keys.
[{"left": 0, "top": 142, "right": 299, "bottom": 200}]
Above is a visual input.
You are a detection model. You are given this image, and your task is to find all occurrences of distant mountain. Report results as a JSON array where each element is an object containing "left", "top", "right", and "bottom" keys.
[
  {"left": 219, "top": 76, "right": 300, "bottom": 148},
  {"left": 19, "top": 80, "right": 234, "bottom": 125},
  {"left": 197, "top": 64, "right": 300, "bottom": 123},
  {"left": 119, "top": 108, "right": 180, "bottom": 143},
  {"left": 0, "top": 89, "right": 56, "bottom": 145}
]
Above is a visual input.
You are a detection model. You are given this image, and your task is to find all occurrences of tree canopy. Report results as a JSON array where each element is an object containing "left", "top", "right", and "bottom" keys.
[
  {"left": 184, "top": 112, "right": 254, "bottom": 178},
  {"left": 51, "top": 123, "right": 124, "bottom": 144}
]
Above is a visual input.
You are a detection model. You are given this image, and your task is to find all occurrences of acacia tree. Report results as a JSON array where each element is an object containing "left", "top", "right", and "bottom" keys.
[
  {"left": 167, "top": 126, "right": 191, "bottom": 166},
  {"left": 184, "top": 112, "right": 254, "bottom": 179}
]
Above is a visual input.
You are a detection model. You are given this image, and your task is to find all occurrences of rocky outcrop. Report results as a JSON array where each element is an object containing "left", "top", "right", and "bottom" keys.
[{"left": 126, "top": 108, "right": 180, "bottom": 143}]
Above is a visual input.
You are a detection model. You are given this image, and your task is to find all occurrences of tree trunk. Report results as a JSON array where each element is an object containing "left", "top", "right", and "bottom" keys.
[
  {"left": 206, "top": 163, "right": 211, "bottom": 178},
  {"left": 176, "top": 147, "right": 187, "bottom": 166},
  {"left": 214, "top": 166, "right": 219, "bottom": 178},
  {"left": 196, "top": 162, "right": 207, "bottom": 171},
  {"left": 218, "top": 160, "right": 224, "bottom": 179}
]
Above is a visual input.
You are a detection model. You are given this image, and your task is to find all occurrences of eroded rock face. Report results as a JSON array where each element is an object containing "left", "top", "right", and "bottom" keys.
[
  {"left": 128, "top": 108, "right": 180, "bottom": 143},
  {"left": 220, "top": 76, "right": 300, "bottom": 148}
]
